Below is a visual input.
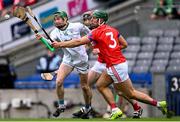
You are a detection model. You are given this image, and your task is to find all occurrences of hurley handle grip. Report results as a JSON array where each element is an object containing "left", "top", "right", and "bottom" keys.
[{"left": 39, "top": 37, "right": 55, "bottom": 52}]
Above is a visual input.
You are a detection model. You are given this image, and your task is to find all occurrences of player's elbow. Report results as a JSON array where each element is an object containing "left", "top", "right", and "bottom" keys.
[
  {"left": 123, "top": 43, "right": 128, "bottom": 48},
  {"left": 121, "top": 43, "right": 128, "bottom": 49}
]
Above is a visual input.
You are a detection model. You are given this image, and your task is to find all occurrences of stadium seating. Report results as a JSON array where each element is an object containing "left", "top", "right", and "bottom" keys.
[
  {"left": 17, "top": 27, "right": 180, "bottom": 88},
  {"left": 150, "top": 65, "right": 166, "bottom": 72},
  {"left": 158, "top": 37, "right": 174, "bottom": 44},
  {"left": 125, "top": 29, "right": 180, "bottom": 75},
  {"left": 123, "top": 52, "right": 137, "bottom": 60},
  {"left": 163, "top": 29, "right": 179, "bottom": 37},
  {"left": 175, "top": 37, "right": 180, "bottom": 44},
  {"left": 121, "top": 29, "right": 180, "bottom": 86},
  {"left": 133, "top": 65, "right": 149, "bottom": 73},
  {"left": 124, "top": 45, "right": 140, "bottom": 52},
  {"left": 148, "top": 29, "right": 163, "bottom": 37},
  {"left": 166, "top": 65, "right": 180, "bottom": 72},
  {"left": 173, "top": 45, "right": 180, "bottom": 51},
  {"left": 169, "top": 59, "right": 180, "bottom": 66},
  {"left": 141, "top": 44, "right": 156, "bottom": 52},
  {"left": 126, "top": 36, "right": 141, "bottom": 44},
  {"left": 141, "top": 37, "right": 157, "bottom": 44}
]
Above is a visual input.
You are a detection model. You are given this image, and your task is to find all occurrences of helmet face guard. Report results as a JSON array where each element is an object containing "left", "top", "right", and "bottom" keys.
[
  {"left": 83, "top": 14, "right": 92, "bottom": 21},
  {"left": 83, "top": 11, "right": 93, "bottom": 21}
]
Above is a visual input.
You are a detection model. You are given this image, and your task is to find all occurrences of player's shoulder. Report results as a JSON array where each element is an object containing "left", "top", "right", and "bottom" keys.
[
  {"left": 106, "top": 24, "right": 117, "bottom": 30},
  {"left": 105, "top": 25, "right": 119, "bottom": 34},
  {"left": 50, "top": 27, "right": 59, "bottom": 34},
  {"left": 69, "top": 22, "right": 83, "bottom": 27},
  {"left": 68, "top": 22, "right": 84, "bottom": 30},
  {"left": 91, "top": 28, "right": 96, "bottom": 34}
]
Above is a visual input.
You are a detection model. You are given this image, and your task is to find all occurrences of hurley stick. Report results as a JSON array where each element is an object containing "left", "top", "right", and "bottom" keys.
[{"left": 12, "top": 6, "right": 55, "bottom": 51}]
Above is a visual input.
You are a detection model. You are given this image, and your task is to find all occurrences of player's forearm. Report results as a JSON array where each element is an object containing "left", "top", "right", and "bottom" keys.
[
  {"left": 119, "top": 36, "right": 128, "bottom": 49},
  {"left": 60, "top": 39, "right": 84, "bottom": 48},
  {"left": 52, "top": 36, "right": 90, "bottom": 48},
  {"left": 52, "top": 39, "right": 85, "bottom": 48}
]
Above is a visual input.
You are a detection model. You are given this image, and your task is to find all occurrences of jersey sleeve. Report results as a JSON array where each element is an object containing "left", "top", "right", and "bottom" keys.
[
  {"left": 87, "top": 32, "right": 95, "bottom": 42},
  {"left": 87, "top": 31, "right": 96, "bottom": 42},
  {"left": 87, "top": 30, "right": 98, "bottom": 47},
  {"left": 118, "top": 32, "right": 121, "bottom": 38}
]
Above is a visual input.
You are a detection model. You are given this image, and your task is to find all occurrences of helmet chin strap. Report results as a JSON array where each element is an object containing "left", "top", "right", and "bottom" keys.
[
  {"left": 98, "top": 19, "right": 105, "bottom": 26},
  {"left": 57, "top": 22, "right": 69, "bottom": 30}
]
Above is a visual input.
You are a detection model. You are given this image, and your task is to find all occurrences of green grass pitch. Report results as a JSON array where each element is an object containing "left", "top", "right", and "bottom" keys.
[{"left": 0, "top": 117, "right": 180, "bottom": 122}]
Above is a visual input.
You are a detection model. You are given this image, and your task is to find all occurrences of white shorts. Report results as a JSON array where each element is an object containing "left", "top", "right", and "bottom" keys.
[
  {"left": 62, "top": 60, "right": 89, "bottom": 74},
  {"left": 107, "top": 61, "right": 129, "bottom": 83},
  {"left": 91, "top": 61, "right": 106, "bottom": 74}
]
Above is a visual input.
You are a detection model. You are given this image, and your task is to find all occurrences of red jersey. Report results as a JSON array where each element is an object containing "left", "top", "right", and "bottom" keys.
[
  {"left": 88, "top": 24, "right": 126, "bottom": 67},
  {"left": 97, "top": 53, "right": 104, "bottom": 63},
  {"left": 91, "top": 44, "right": 104, "bottom": 63}
]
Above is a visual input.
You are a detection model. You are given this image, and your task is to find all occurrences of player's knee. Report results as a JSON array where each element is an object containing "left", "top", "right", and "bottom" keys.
[
  {"left": 56, "top": 79, "right": 63, "bottom": 87},
  {"left": 81, "top": 84, "right": 89, "bottom": 91},
  {"left": 88, "top": 81, "right": 93, "bottom": 87},
  {"left": 125, "top": 91, "right": 136, "bottom": 99},
  {"left": 96, "top": 84, "right": 103, "bottom": 92}
]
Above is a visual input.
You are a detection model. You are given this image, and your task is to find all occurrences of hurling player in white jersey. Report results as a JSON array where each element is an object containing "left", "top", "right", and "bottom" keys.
[{"left": 36, "top": 11, "right": 92, "bottom": 118}]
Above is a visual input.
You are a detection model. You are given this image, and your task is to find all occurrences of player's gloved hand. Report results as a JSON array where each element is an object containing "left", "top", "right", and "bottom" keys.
[
  {"left": 35, "top": 34, "right": 42, "bottom": 40},
  {"left": 36, "top": 34, "right": 52, "bottom": 45}
]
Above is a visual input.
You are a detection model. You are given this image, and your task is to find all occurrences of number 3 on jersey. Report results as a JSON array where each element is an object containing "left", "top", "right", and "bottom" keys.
[{"left": 106, "top": 32, "right": 117, "bottom": 48}]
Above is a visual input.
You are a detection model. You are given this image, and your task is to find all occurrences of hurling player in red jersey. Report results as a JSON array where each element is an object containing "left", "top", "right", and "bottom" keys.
[
  {"left": 51, "top": 10, "right": 169, "bottom": 119},
  {"left": 78, "top": 11, "right": 143, "bottom": 119}
]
